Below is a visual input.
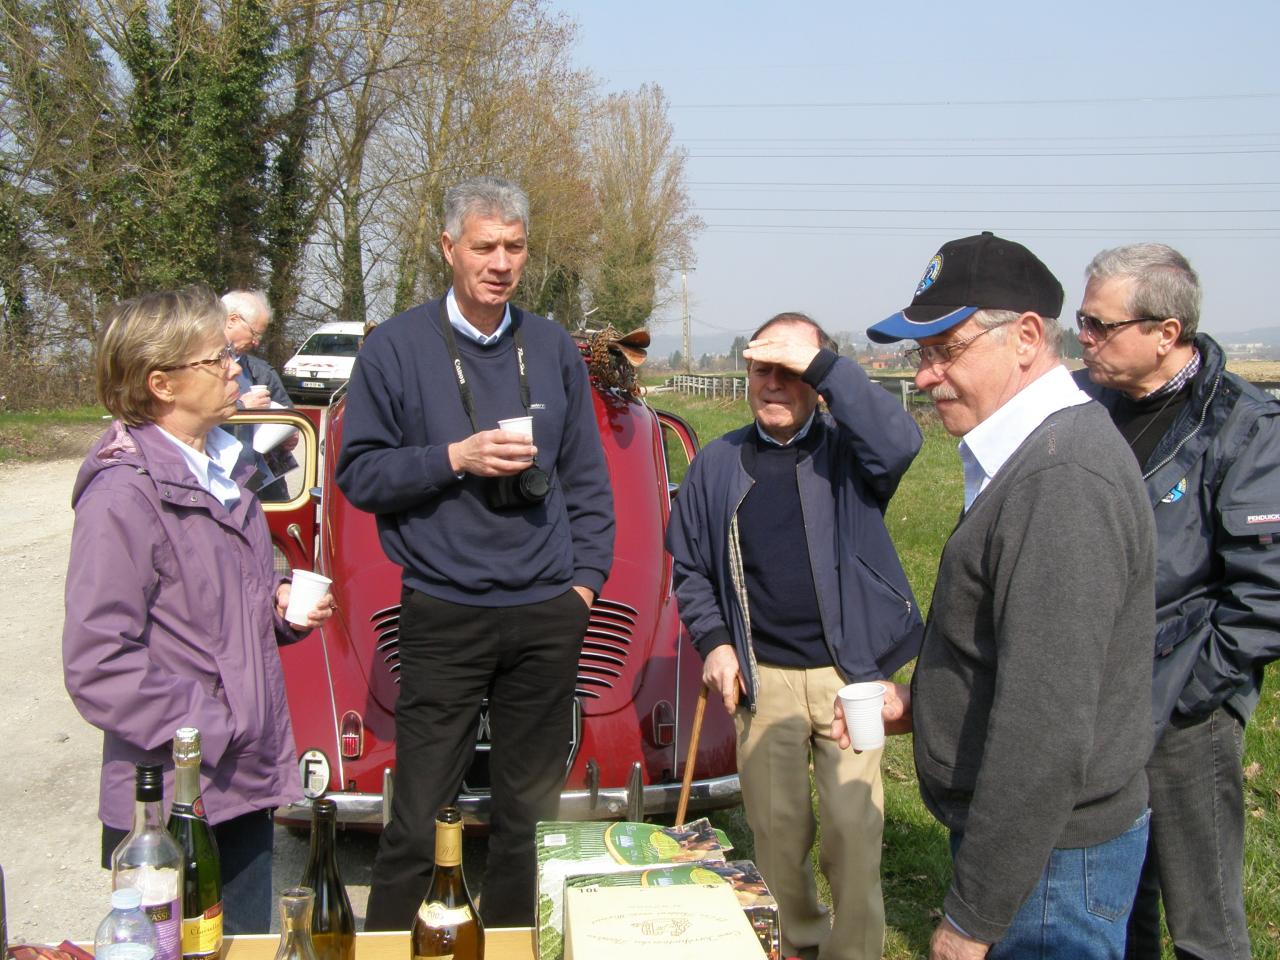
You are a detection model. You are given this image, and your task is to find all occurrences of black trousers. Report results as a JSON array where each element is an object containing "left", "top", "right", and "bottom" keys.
[{"left": 363, "top": 587, "right": 589, "bottom": 931}]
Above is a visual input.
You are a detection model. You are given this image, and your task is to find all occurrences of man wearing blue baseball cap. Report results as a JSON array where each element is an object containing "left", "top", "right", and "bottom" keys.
[{"left": 836, "top": 233, "right": 1157, "bottom": 958}]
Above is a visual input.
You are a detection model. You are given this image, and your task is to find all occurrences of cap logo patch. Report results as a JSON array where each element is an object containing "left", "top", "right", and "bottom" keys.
[{"left": 916, "top": 254, "right": 943, "bottom": 295}]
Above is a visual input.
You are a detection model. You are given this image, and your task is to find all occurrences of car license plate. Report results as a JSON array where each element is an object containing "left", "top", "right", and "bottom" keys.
[{"left": 301, "top": 380, "right": 325, "bottom": 388}]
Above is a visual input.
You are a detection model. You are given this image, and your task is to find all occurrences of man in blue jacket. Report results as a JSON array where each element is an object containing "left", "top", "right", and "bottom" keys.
[
  {"left": 1073, "top": 243, "right": 1280, "bottom": 960},
  {"left": 665, "top": 312, "right": 923, "bottom": 960},
  {"left": 336, "top": 176, "right": 614, "bottom": 930}
]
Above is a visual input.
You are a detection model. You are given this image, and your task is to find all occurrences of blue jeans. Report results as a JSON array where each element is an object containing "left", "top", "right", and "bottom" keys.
[{"left": 952, "top": 810, "right": 1150, "bottom": 959}]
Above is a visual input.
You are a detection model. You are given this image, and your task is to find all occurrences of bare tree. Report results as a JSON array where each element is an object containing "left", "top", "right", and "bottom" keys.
[{"left": 585, "top": 84, "right": 701, "bottom": 332}]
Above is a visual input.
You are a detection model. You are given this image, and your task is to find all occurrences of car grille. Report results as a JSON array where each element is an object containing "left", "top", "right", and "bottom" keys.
[{"left": 371, "top": 597, "right": 638, "bottom": 700}]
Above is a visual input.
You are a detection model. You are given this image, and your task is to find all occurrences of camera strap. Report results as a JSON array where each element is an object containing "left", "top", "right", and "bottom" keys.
[{"left": 438, "top": 311, "right": 531, "bottom": 434}]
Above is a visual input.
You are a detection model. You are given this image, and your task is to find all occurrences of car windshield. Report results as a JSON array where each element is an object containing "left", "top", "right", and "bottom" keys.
[{"left": 299, "top": 333, "right": 361, "bottom": 357}]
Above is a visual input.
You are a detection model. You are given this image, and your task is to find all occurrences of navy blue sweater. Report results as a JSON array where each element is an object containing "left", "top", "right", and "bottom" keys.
[{"left": 335, "top": 297, "right": 614, "bottom": 606}]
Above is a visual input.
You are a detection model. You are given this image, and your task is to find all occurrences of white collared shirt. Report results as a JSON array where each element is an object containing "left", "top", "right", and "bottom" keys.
[
  {"left": 959, "top": 364, "right": 1090, "bottom": 512},
  {"left": 156, "top": 424, "right": 244, "bottom": 507},
  {"left": 446, "top": 288, "right": 511, "bottom": 346}
]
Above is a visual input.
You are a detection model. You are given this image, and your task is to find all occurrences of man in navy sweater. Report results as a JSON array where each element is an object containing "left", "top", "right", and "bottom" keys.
[{"left": 336, "top": 176, "right": 614, "bottom": 929}]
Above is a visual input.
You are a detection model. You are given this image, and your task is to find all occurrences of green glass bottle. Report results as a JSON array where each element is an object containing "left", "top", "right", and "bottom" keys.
[
  {"left": 300, "top": 799, "right": 355, "bottom": 960},
  {"left": 166, "top": 728, "right": 222, "bottom": 960}
]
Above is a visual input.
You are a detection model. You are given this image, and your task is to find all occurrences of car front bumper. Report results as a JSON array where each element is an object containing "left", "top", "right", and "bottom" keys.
[{"left": 275, "top": 772, "right": 742, "bottom": 827}]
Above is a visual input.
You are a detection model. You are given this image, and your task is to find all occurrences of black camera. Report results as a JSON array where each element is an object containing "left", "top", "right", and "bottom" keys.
[{"left": 485, "top": 464, "right": 551, "bottom": 510}]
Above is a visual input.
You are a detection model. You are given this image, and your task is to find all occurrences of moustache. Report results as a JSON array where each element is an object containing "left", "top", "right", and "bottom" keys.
[{"left": 930, "top": 384, "right": 959, "bottom": 402}]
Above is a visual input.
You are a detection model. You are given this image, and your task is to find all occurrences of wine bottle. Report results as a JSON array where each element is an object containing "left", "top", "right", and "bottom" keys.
[
  {"left": 411, "top": 807, "right": 484, "bottom": 960},
  {"left": 112, "top": 762, "right": 184, "bottom": 960},
  {"left": 300, "top": 799, "right": 354, "bottom": 960},
  {"left": 274, "top": 887, "right": 320, "bottom": 960},
  {"left": 166, "top": 728, "right": 223, "bottom": 960}
]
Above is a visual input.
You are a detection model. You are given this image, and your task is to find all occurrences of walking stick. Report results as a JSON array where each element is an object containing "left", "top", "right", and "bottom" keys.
[{"left": 675, "top": 683, "right": 710, "bottom": 826}]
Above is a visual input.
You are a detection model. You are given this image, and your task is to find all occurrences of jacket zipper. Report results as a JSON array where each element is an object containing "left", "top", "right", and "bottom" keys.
[{"left": 1142, "top": 372, "right": 1220, "bottom": 482}]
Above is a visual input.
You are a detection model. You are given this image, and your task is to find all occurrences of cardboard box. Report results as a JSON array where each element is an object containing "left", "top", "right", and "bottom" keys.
[
  {"left": 564, "top": 882, "right": 766, "bottom": 960},
  {"left": 564, "top": 860, "right": 780, "bottom": 960},
  {"left": 535, "top": 819, "right": 728, "bottom": 960}
]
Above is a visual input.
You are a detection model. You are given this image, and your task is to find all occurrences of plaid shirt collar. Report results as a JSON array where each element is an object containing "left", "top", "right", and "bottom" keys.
[{"left": 1140, "top": 348, "right": 1201, "bottom": 401}]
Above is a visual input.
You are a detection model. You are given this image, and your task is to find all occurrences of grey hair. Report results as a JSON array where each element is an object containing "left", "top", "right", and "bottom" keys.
[
  {"left": 973, "top": 307, "right": 1062, "bottom": 357},
  {"left": 750, "top": 312, "right": 839, "bottom": 354},
  {"left": 1085, "top": 243, "right": 1200, "bottom": 342},
  {"left": 221, "top": 289, "right": 272, "bottom": 326},
  {"left": 443, "top": 176, "right": 530, "bottom": 240}
]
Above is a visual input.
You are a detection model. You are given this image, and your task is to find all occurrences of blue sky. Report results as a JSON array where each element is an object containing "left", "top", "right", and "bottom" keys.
[{"left": 552, "top": 0, "right": 1279, "bottom": 355}]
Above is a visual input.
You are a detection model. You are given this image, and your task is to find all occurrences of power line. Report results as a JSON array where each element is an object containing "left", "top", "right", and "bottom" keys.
[
  {"left": 697, "top": 206, "right": 1280, "bottom": 215},
  {"left": 679, "top": 132, "right": 1280, "bottom": 144},
  {"left": 672, "top": 92, "right": 1280, "bottom": 109},
  {"left": 687, "top": 148, "right": 1280, "bottom": 159},
  {"left": 688, "top": 180, "right": 1280, "bottom": 189}
]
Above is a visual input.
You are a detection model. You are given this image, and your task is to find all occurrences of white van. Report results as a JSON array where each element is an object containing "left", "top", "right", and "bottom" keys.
[{"left": 281, "top": 321, "right": 365, "bottom": 403}]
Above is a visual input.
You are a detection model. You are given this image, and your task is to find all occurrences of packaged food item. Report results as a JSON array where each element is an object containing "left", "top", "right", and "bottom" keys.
[
  {"left": 535, "top": 819, "right": 727, "bottom": 960},
  {"left": 565, "top": 860, "right": 780, "bottom": 960},
  {"left": 563, "top": 882, "right": 765, "bottom": 960}
]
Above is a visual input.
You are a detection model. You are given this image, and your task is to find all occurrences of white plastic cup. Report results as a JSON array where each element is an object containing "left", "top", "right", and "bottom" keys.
[
  {"left": 498, "top": 415, "right": 534, "bottom": 461},
  {"left": 285, "top": 569, "right": 332, "bottom": 627},
  {"left": 837, "top": 681, "right": 887, "bottom": 751},
  {"left": 247, "top": 384, "right": 269, "bottom": 396}
]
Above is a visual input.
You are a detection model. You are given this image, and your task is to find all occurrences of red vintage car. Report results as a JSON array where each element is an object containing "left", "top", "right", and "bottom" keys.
[{"left": 241, "top": 341, "right": 740, "bottom": 828}]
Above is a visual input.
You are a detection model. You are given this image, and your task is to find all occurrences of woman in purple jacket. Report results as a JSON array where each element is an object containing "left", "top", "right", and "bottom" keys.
[{"left": 63, "top": 285, "right": 332, "bottom": 933}]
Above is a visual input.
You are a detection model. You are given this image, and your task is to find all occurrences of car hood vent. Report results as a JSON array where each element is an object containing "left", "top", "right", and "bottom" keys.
[{"left": 370, "top": 597, "right": 638, "bottom": 700}]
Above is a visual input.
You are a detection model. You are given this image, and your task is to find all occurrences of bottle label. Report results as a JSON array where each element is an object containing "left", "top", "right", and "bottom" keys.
[
  {"left": 181, "top": 902, "right": 223, "bottom": 958},
  {"left": 144, "top": 900, "right": 182, "bottom": 960},
  {"left": 416, "top": 901, "right": 472, "bottom": 927}
]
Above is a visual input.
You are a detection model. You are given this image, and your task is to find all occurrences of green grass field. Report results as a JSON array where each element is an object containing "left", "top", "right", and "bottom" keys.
[
  {"left": 650, "top": 387, "right": 1280, "bottom": 958},
  {"left": 0, "top": 407, "right": 107, "bottom": 462}
]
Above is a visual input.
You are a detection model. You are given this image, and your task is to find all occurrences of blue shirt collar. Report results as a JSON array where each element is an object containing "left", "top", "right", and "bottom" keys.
[
  {"left": 446, "top": 288, "right": 512, "bottom": 346},
  {"left": 755, "top": 409, "right": 817, "bottom": 448},
  {"left": 155, "top": 424, "right": 243, "bottom": 507}
]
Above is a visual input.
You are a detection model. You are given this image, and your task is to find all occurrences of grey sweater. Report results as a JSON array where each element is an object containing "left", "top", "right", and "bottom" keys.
[{"left": 913, "top": 401, "right": 1155, "bottom": 943}]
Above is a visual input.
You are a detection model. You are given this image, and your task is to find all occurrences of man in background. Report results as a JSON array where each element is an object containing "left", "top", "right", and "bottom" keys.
[
  {"left": 666, "top": 311, "right": 923, "bottom": 960},
  {"left": 220, "top": 290, "right": 294, "bottom": 499},
  {"left": 1074, "top": 243, "right": 1280, "bottom": 959},
  {"left": 221, "top": 290, "right": 290, "bottom": 408}
]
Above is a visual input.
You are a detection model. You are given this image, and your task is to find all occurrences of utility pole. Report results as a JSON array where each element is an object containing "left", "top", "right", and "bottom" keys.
[{"left": 681, "top": 269, "right": 692, "bottom": 373}]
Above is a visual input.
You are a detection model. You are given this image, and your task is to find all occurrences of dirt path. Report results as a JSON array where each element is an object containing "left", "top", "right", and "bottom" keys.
[{"left": 0, "top": 457, "right": 377, "bottom": 941}]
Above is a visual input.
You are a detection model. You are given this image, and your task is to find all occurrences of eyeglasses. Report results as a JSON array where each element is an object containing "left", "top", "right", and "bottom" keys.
[
  {"left": 231, "top": 313, "right": 267, "bottom": 343},
  {"left": 904, "top": 324, "right": 1004, "bottom": 369},
  {"left": 158, "top": 343, "right": 237, "bottom": 374},
  {"left": 1075, "top": 311, "right": 1162, "bottom": 341}
]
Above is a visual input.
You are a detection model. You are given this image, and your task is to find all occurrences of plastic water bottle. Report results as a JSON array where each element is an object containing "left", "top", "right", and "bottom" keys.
[{"left": 95, "top": 888, "right": 159, "bottom": 960}]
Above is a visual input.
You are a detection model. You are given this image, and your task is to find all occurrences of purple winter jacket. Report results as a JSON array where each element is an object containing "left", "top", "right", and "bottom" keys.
[{"left": 63, "top": 420, "right": 305, "bottom": 829}]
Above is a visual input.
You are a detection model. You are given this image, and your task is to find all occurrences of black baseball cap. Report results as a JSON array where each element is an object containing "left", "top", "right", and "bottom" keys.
[{"left": 867, "top": 232, "right": 1064, "bottom": 343}]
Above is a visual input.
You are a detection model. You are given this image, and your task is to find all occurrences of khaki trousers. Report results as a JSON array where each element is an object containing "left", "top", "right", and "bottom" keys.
[{"left": 736, "top": 664, "right": 885, "bottom": 960}]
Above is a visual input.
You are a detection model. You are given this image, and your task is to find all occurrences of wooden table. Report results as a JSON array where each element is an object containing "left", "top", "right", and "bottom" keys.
[{"left": 222, "top": 928, "right": 535, "bottom": 960}]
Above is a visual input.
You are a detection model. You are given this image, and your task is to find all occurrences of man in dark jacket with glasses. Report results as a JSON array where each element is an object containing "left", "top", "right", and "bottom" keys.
[{"left": 1074, "top": 242, "right": 1280, "bottom": 960}]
